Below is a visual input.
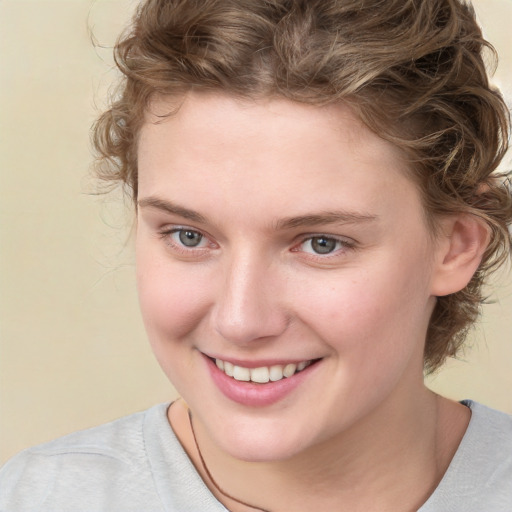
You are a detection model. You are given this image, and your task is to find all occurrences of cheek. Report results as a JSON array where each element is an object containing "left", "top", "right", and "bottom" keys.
[
  {"left": 294, "top": 255, "right": 432, "bottom": 355},
  {"left": 136, "top": 249, "right": 211, "bottom": 344}
]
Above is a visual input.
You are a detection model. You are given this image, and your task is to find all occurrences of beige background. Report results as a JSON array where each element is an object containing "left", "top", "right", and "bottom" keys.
[{"left": 1, "top": 0, "right": 511, "bottom": 465}]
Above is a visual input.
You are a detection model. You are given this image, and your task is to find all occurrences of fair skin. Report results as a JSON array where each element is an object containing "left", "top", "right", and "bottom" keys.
[{"left": 136, "top": 92, "right": 488, "bottom": 512}]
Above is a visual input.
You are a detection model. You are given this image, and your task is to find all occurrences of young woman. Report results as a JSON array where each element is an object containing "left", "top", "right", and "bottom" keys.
[{"left": 2, "top": 0, "right": 511, "bottom": 510}]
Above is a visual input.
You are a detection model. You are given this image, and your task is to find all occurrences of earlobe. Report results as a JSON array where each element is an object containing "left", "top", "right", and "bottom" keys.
[{"left": 430, "top": 214, "right": 490, "bottom": 297}]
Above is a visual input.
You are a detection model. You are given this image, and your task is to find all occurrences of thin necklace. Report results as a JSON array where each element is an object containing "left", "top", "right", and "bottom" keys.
[{"left": 187, "top": 409, "right": 272, "bottom": 512}]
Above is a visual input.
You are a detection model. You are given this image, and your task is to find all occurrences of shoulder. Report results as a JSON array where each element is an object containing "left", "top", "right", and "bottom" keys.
[
  {"left": 462, "top": 400, "right": 512, "bottom": 473},
  {"left": 464, "top": 399, "right": 512, "bottom": 433},
  {"left": 2, "top": 405, "right": 153, "bottom": 472},
  {"left": 421, "top": 401, "right": 512, "bottom": 512},
  {"left": 0, "top": 404, "right": 170, "bottom": 512},
  {"left": 462, "top": 400, "right": 512, "bottom": 466}
]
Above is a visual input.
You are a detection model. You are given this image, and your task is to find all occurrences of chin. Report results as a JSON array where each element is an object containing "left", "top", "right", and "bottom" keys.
[
  {"left": 210, "top": 417, "right": 319, "bottom": 463},
  {"left": 224, "top": 440, "right": 302, "bottom": 463}
]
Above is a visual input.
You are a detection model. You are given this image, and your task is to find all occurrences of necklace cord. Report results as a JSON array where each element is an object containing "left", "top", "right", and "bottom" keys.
[{"left": 187, "top": 409, "right": 271, "bottom": 512}]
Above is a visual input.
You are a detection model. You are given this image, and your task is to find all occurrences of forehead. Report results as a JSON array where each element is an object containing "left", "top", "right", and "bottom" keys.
[
  {"left": 140, "top": 92, "right": 403, "bottom": 165},
  {"left": 137, "top": 92, "right": 423, "bottom": 230}
]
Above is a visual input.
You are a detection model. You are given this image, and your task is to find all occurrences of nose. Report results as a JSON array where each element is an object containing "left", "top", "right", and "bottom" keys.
[{"left": 212, "top": 251, "right": 289, "bottom": 345}]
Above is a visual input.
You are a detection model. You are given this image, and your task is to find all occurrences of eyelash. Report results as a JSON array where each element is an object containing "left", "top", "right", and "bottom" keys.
[
  {"left": 158, "top": 227, "right": 356, "bottom": 259},
  {"left": 293, "top": 235, "right": 356, "bottom": 259},
  {"left": 158, "top": 227, "right": 214, "bottom": 255}
]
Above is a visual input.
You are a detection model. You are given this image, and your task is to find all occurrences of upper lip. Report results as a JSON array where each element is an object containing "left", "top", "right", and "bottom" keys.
[{"left": 202, "top": 352, "right": 320, "bottom": 368}]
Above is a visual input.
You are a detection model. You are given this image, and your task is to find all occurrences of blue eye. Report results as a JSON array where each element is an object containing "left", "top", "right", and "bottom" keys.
[
  {"left": 299, "top": 236, "right": 351, "bottom": 256},
  {"left": 162, "top": 228, "right": 209, "bottom": 250},
  {"left": 309, "top": 236, "right": 338, "bottom": 254},
  {"left": 158, "top": 226, "right": 216, "bottom": 257},
  {"left": 176, "top": 229, "right": 204, "bottom": 247}
]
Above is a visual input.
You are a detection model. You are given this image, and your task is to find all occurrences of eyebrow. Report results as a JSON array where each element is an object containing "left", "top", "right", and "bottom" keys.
[
  {"left": 275, "top": 211, "right": 378, "bottom": 230},
  {"left": 138, "top": 196, "right": 208, "bottom": 223},
  {"left": 138, "top": 196, "right": 377, "bottom": 229}
]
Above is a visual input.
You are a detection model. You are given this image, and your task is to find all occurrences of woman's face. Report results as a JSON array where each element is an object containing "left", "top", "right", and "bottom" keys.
[{"left": 136, "top": 92, "right": 439, "bottom": 462}]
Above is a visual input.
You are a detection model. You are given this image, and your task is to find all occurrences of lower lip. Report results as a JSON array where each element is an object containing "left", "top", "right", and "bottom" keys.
[{"left": 205, "top": 356, "right": 320, "bottom": 407}]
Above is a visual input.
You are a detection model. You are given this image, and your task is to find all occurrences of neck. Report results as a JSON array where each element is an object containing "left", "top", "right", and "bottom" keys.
[{"left": 169, "top": 388, "right": 469, "bottom": 512}]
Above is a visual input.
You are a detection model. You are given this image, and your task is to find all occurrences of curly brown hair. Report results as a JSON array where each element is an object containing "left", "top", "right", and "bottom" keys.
[{"left": 93, "top": 0, "right": 512, "bottom": 373}]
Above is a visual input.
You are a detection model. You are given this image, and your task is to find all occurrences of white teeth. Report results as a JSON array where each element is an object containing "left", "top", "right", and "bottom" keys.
[
  {"left": 223, "top": 361, "right": 234, "bottom": 377},
  {"left": 269, "top": 365, "right": 284, "bottom": 381},
  {"left": 250, "top": 367, "right": 270, "bottom": 384},
  {"left": 283, "top": 363, "right": 297, "bottom": 378},
  {"left": 233, "top": 365, "right": 250, "bottom": 381},
  {"left": 214, "top": 358, "right": 312, "bottom": 383}
]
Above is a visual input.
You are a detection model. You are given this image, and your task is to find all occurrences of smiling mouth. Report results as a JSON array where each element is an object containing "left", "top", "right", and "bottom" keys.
[{"left": 212, "top": 358, "right": 317, "bottom": 384}]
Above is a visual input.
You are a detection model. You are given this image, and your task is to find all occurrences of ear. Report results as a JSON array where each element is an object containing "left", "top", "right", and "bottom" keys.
[{"left": 430, "top": 214, "right": 490, "bottom": 297}]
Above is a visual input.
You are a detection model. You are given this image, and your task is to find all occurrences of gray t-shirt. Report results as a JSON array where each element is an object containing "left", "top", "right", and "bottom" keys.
[{"left": 1, "top": 400, "right": 511, "bottom": 511}]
